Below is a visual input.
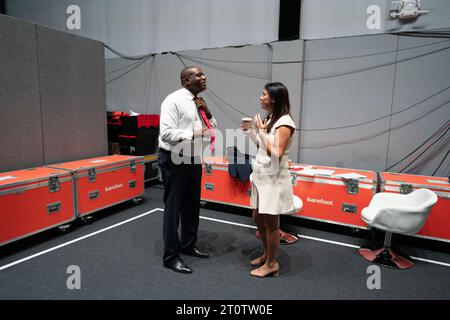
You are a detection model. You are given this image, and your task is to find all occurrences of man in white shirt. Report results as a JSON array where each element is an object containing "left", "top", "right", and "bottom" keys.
[{"left": 158, "top": 66, "right": 217, "bottom": 274}]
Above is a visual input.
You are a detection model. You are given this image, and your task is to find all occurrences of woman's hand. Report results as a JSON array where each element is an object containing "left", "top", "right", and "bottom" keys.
[{"left": 254, "top": 114, "right": 268, "bottom": 132}]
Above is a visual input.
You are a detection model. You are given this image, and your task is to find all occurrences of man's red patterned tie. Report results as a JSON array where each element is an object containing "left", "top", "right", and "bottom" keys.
[{"left": 194, "top": 96, "right": 215, "bottom": 152}]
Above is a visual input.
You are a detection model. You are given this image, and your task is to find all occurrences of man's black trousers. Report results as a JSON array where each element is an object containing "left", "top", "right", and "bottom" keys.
[{"left": 158, "top": 148, "right": 202, "bottom": 264}]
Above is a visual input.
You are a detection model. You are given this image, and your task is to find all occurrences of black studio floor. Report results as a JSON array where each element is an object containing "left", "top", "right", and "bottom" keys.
[{"left": 0, "top": 183, "right": 449, "bottom": 301}]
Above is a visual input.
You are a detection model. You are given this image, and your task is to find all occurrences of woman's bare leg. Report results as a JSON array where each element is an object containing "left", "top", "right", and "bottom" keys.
[
  {"left": 250, "top": 214, "right": 280, "bottom": 277},
  {"left": 263, "top": 214, "right": 280, "bottom": 268},
  {"left": 251, "top": 209, "right": 267, "bottom": 265}
]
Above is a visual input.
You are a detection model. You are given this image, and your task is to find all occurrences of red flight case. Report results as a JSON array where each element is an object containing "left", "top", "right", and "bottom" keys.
[
  {"left": 201, "top": 157, "right": 252, "bottom": 208},
  {"left": 379, "top": 172, "right": 450, "bottom": 242},
  {"left": 289, "top": 164, "right": 377, "bottom": 229},
  {"left": 0, "top": 166, "right": 76, "bottom": 246},
  {"left": 47, "top": 155, "right": 145, "bottom": 218},
  {"left": 200, "top": 159, "right": 377, "bottom": 230}
]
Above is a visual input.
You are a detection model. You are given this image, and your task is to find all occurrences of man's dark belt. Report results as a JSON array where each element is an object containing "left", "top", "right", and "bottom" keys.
[{"left": 158, "top": 148, "right": 201, "bottom": 164}]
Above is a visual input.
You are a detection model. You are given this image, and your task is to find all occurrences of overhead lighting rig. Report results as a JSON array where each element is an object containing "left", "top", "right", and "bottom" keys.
[{"left": 389, "top": 0, "right": 430, "bottom": 20}]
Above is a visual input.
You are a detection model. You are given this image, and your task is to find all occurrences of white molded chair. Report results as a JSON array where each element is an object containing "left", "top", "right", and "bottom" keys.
[
  {"left": 359, "top": 188, "right": 438, "bottom": 269},
  {"left": 293, "top": 195, "right": 303, "bottom": 213}
]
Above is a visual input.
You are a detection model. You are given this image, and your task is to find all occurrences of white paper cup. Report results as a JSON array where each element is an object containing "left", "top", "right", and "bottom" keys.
[{"left": 241, "top": 117, "right": 253, "bottom": 130}]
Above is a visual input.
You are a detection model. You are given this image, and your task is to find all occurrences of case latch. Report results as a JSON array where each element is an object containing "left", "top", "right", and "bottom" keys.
[
  {"left": 88, "top": 168, "right": 96, "bottom": 182},
  {"left": 130, "top": 159, "right": 136, "bottom": 172},
  {"left": 205, "top": 163, "right": 212, "bottom": 175},
  {"left": 343, "top": 178, "right": 359, "bottom": 195},
  {"left": 128, "top": 180, "right": 137, "bottom": 188},
  {"left": 290, "top": 173, "right": 297, "bottom": 186},
  {"left": 400, "top": 184, "right": 413, "bottom": 194},
  {"left": 48, "top": 176, "right": 60, "bottom": 192}
]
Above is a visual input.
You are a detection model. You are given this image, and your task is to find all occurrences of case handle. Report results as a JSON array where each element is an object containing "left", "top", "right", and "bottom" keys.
[
  {"left": 47, "top": 202, "right": 61, "bottom": 214},
  {"left": 342, "top": 203, "right": 357, "bottom": 214},
  {"left": 88, "top": 190, "right": 100, "bottom": 200},
  {"left": 204, "top": 183, "right": 215, "bottom": 191}
]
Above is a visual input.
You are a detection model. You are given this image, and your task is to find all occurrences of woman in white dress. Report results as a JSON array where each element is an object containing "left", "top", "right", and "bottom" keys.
[{"left": 242, "top": 82, "right": 296, "bottom": 277}]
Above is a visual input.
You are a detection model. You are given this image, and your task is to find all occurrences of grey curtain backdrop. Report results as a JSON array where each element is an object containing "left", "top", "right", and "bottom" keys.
[
  {"left": 6, "top": 0, "right": 280, "bottom": 57},
  {"left": 3, "top": 0, "right": 449, "bottom": 176}
]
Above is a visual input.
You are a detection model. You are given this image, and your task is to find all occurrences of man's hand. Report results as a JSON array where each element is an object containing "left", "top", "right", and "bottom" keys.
[
  {"left": 202, "top": 127, "right": 211, "bottom": 138},
  {"left": 195, "top": 98, "right": 212, "bottom": 119},
  {"left": 193, "top": 126, "right": 210, "bottom": 138}
]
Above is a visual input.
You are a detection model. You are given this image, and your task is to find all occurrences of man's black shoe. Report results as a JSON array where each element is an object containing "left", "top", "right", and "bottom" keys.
[
  {"left": 181, "top": 247, "right": 210, "bottom": 258},
  {"left": 164, "top": 258, "right": 193, "bottom": 274}
]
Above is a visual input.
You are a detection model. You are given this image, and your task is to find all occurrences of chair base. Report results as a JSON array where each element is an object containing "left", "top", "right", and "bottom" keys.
[
  {"left": 255, "top": 230, "right": 299, "bottom": 245},
  {"left": 280, "top": 230, "right": 299, "bottom": 245},
  {"left": 359, "top": 246, "right": 414, "bottom": 269}
]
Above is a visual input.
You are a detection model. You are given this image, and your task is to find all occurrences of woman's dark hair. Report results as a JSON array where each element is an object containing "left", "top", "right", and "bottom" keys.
[{"left": 264, "top": 82, "right": 291, "bottom": 133}]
